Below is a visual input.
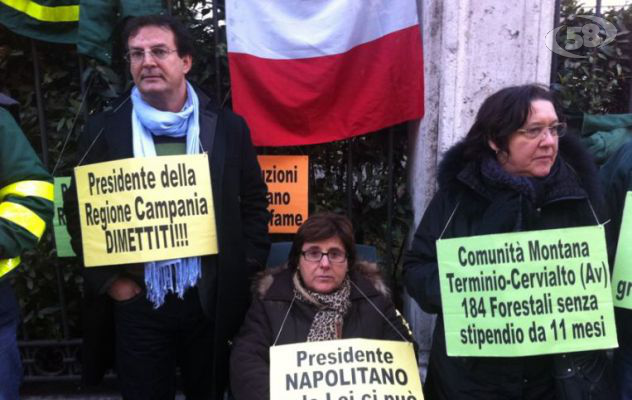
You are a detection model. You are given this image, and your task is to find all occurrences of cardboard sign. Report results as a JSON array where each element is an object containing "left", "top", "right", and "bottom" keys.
[
  {"left": 53, "top": 177, "right": 76, "bottom": 257},
  {"left": 270, "top": 338, "right": 424, "bottom": 400},
  {"left": 258, "top": 155, "right": 308, "bottom": 234},
  {"left": 436, "top": 225, "right": 617, "bottom": 357},
  {"left": 612, "top": 192, "right": 632, "bottom": 309},
  {"left": 74, "top": 154, "right": 217, "bottom": 267}
]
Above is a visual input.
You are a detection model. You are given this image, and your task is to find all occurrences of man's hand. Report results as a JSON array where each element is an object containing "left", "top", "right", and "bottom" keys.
[{"left": 107, "top": 277, "right": 142, "bottom": 302}]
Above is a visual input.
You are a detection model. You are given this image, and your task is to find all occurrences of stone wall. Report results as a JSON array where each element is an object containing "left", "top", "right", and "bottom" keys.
[{"left": 405, "top": 0, "right": 556, "bottom": 380}]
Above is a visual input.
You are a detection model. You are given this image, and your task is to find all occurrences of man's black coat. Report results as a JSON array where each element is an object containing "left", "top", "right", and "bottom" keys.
[{"left": 64, "top": 88, "right": 270, "bottom": 399}]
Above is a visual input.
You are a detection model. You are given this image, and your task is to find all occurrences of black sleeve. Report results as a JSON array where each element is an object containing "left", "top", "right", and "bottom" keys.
[
  {"left": 237, "top": 118, "right": 271, "bottom": 272},
  {"left": 230, "top": 297, "right": 274, "bottom": 400},
  {"left": 379, "top": 296, "right": 415, "bottom": 343},
  {"left": 64, "top": 114, "right": 104, "bottom": 258},
  {"left": 403, "top": 191, "right": 452, "bottom": 314},
  {"left": 63, "top": 113, "right": 121, "bottom": 295}
]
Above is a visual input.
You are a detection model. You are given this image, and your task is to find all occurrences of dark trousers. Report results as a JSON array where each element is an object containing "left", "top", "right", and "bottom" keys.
[
  {"left": 113, "top": 287, "right": 214, "bottom": 400},
  {"left": 424, "top": 347, "right": 555, "bottom": 400},
  {"left": 0, "top": 281, "right": 21, "bottom": 400},
  {"left": 615, "top": 344, "right": 632, "bottom": 400},
  {"left": 615, "top": 308, "right": 632, "bottom": 400}
]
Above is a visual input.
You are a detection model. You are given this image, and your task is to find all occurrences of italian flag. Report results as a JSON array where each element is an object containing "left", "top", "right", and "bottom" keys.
[{"left": 226, "top": 0, "right": 424, "bottom": 147}]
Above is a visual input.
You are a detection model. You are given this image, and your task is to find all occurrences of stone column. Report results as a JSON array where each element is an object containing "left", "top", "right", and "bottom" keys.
[{"left": 405, "top": 0, "right": 555, "bottom": 381}]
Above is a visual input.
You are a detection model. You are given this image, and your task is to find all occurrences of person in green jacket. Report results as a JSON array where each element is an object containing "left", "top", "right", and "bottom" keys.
[
  {"left": 599, "top": 140, "right": 632, "bottom": 400},
  {"left": 0, "top": 94, "right": 54, "bottom": 399}
]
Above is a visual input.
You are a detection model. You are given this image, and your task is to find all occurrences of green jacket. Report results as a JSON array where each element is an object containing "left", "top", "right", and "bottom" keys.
[
  {"left": 0, "top": 107, "right": 54, "bottom": 279},
  {"left": 573, "top": 113, "right": 632, "bottom": 164},
  {"left": 599, "top": 140, "right": 632, "bottom": 347}
]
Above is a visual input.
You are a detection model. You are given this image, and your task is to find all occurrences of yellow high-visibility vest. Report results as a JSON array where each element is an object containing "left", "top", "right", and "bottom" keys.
[{"left": 0, "top": 179, "right": 53, "bottom": 278}]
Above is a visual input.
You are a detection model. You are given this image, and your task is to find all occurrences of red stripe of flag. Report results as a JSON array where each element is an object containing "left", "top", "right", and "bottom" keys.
[{"left": 229, "top": 25, "right": 424, "bottom": 147}]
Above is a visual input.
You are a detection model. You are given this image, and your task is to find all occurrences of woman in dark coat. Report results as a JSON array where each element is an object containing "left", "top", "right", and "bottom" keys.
[
  {"left": 230, "top": 212, "right": 413, "bottom": 400},
  {"left": 404, "top": 84, "right": 614, "bottom": 400}
]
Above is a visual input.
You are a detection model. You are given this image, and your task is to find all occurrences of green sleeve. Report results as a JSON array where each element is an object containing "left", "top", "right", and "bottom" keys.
[{"left": 0, "top": 108, "right": 54, "bottom": 258}]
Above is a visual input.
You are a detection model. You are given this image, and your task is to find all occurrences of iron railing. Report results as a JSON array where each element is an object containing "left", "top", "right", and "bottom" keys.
[{"left": 17, "top": 0, "right": 403, "bottom": 388}]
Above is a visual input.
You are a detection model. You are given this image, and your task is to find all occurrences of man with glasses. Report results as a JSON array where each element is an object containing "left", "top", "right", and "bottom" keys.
[{"left": 64, "top": 15, "right": 270, "bottom": 400}]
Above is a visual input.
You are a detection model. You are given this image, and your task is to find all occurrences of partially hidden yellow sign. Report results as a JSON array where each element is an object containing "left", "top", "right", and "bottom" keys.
[
  {"left": 75, "top": 154, "right": 218, "bottom": 267},
  {"left": 270, "top": 338, "right": 424, "bottom": 400},
  {"left": 258, "top": 155, "right": 308, "bottom": 234}
]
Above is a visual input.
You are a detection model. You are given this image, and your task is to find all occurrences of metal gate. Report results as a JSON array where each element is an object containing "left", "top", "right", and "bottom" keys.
[{"left": 5, "top": 0, "right": 410, "bottom": 389}]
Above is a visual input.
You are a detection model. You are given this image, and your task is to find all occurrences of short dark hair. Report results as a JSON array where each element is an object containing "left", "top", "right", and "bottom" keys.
[
  {"left": 121, "top": 15, "right": 194, "bottom": 59},
  {"left": 287, "top": 212, "right": 356, "bottom": 271},
  {"left": 462, "top": 84, "right": 563, "bottom": 160}
]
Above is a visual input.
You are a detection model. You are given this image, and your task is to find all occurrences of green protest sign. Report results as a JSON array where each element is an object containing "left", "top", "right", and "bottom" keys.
[
  {"left": 436, "top": 225, "right": 617, "bottom": 357},
  {"left": 53, "top": 177, "right": 76, "bottom": 257},
  {"left": 612, "top": 192, "right": 632, "bottom": 309}
]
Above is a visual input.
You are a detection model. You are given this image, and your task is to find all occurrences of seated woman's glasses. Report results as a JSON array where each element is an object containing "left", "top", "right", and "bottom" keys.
[{"left": 301, "top": 249, "right": 347, "bottom": 263}]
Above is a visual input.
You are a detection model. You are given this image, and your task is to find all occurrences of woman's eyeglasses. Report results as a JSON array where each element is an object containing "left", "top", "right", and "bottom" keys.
[
  {"left": 516, "top": 122, "right": 567, "bottom": 140},
  {"left": 301, "top": 249, "right": 347, "bottom": 263}
]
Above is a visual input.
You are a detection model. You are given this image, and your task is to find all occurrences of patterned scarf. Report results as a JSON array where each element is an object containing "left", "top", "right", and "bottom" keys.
[
  {"left": 131, "top": 81, "right": 202, "bottom": 308},
  {"left": 292, "top": 271, "right": 351, "bottom": 341}
]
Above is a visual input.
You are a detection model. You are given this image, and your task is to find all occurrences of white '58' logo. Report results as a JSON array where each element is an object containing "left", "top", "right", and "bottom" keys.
[{"left": 545, "top": 15, "right": 617, "bottom": 59}]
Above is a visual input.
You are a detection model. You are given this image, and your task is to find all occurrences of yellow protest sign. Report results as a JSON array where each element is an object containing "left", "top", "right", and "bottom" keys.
[
  {"left": 270, "top": 338, "right": 424, "bottom": 400},
  {"left": 74, "top": 154, "right": 217, "bottom": 267},
  {"left": 258, "top": 155, "right": 308, "bottom": 234}
]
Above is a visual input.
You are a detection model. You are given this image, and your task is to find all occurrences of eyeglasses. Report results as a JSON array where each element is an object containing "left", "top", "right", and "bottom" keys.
[
  {"left": 301, "top": 249, "right": 347, "bottom": 263},
  {"left": 516, "top": 122, "right": 567, "bottom": 140},
  {"left": 125, "top": 47, "right": 177, "bottom": 63}
]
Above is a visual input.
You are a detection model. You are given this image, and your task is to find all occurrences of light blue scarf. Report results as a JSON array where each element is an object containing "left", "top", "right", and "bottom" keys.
[{"left": 131, "top": 81, "right": 201, "bottom": 308}]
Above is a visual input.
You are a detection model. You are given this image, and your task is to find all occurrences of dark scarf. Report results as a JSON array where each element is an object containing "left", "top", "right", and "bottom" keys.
[{"left": 480, "top": 156, "right": 562, "bottom": 206}]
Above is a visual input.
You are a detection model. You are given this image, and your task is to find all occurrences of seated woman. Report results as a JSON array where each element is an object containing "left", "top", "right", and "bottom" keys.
[
  {"left": 404, "top": 84, "right": 614, "bottom": 399},
  {"left": 230, "top": 212, "right": 412, "bottom": 400}
]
